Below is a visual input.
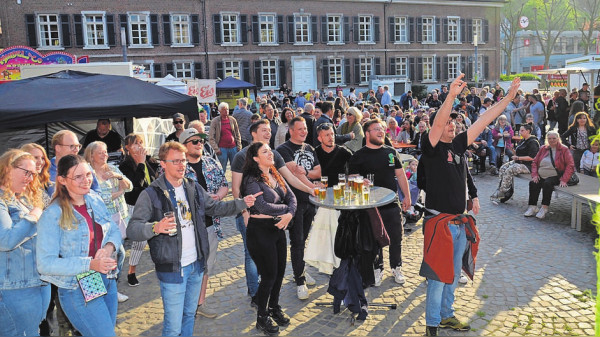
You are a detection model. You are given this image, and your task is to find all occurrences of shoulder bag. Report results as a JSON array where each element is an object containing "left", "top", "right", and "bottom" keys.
[{"left": 548, "top": 148, "right": 579, "bottom": 186}]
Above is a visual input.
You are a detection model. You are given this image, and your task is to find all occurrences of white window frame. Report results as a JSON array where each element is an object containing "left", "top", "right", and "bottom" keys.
[
  {"left": 422, "top": 16, "right": 435, "bottom": 44},
  {"left": 327, "top": 15, "right": 343, "bottom": 45},
  {"left": 359, "top": 56, "right": 373, "bottom": 84},
  {"left": 422, "top": 56, "right": 435, "bottom": 82},
  {"left": 358, "top": 15, "right": 373, "bottom": 44},
  {"left": 447, "top": 54, "right": 460, "bottom": 82},
  {"left": 223, "top": 60, "right": 241, "bottom": 79},
  {"left": 261, "top": 59, "right": 278, "bottom": 89},
  {"left": 221, "top": 12, "right": 241, "bottom": 45},
  {"left": 82, "top": 11, "right": 108, "bottom": 49},
  {"left": 394, "top": 56, "right": 408, "bottom": 77},
  {"left": 37, "top": 14, "right": 62, "bottom": 49},
  {"left": 328, "top": 57, "right": 343, "bottom": 86},
  {"left": 259, "top": 13, "right": 277, "bottom": 45},
  {"left": 447, "top": 17, "right": 460, "bottom": 44},
  {"left": 171, "top": 14, "right": 192, "bottom": 46},
  {"left": 394, "top": 16, "right": 408, "bottom": 44},
  {"left": 473, "top": 18, "right": 484, "bottom": 45},
  {"left": 294, "top": 14, "right": 311, "bottom": 45},
  {"left": 173, "top": 61, "right": 194, "bottom": 79},
  {"left": 128, "top": 12, "right": 151, "bottom": 48}
]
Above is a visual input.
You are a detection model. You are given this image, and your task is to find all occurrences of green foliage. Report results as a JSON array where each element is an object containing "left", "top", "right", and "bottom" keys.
[
  {"left": 500, "top": 73, "right": 541, "bottom": 82},
  {"left": 521, "top": 0, "right": 576, "bottom": 31},
  {"left": 476, "top": 310, "right": 486, "bottom": 318},
  {"left": 410, "top": 85, "right": 428, "bottom": 100}
]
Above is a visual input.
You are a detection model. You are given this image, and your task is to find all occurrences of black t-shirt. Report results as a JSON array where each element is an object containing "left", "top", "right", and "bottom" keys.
[
  {"left": 166, "top": 131, "right": 179, "bottom": 143},
  {"left": 188, "top": 161, "right": 213, "bottom": 227},
  {"left": 82, "top": 129, "right": 122, "bottom": 152},
  {"left": 348, "top": 145, "right": 402, "bottom": 193},
  {"left": 231, "top": 144, "right": 286, "bottom": 173},
  {"left": 421, "top": 131, "right": 469, "bottom": 214},
  {"left": 275, "top": 141, "right": 319, "bottom": 202},
  {"left": 315, "top": 145, "right": 353, "bottom": 186}
]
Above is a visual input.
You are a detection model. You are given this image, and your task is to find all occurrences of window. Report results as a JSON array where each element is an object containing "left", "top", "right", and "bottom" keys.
[
  {"left": 295, "top": 15, "right": 310, "bottom": 44},
  {"left": 83, "top": 12, "right": 106, "bottom": 47},
  {"left": 259, "top": 14, "right": 276, "bottom": 44},
  {"left": 129, "top": 13, "right": 150, "bottom": 46},
  {"left": 222, "top": 13, "right": 239, "bottom": 44},
  {"left": 423, "top": 56, "right": 434, "bottom": 81},
  {"left": 473, "top": 18, "right": 483, "bottom": 45},
  {"left": 422, "top": 17, "right": 434, "bottom": 43},
  {"left": 224, "top": 60, "right": 241, "bottom": 79},
  {"left": 37, "top": 14, "right": 61, "bottom": 47},
  {"left": 448, "top": 17, "right": 459, "bottom": 43},
  {"left": 394, "top": 17, "right": 408, "bottom": 43},
  {"left": 358, "top": 15, "right": 373, "bottom": 43},
  {"left": 447, "top": 55, "right": 459, "bottom": 81},
  {"left": 394, "top": 57, "right": 408, "bottom": 77},
  {"left": 328, "top": 58, "right": 343, "bottom": 85},
  {"left": 261, "top": 59, "right": 278, "bottom": 88},
  {"left": 174, "top": 62, "right": 193, "bottom": 79},
  {"left": 359, "top": 57, "right": 373, "bottom": 84},
  {"left": 327, "top": 15, "right": 342, "bottom": 43},
  {"left": 171, "top": 14, "right": 191, "bottom": 45}
]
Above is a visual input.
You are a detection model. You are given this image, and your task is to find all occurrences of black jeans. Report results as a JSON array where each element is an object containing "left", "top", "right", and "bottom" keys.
[
  {"left": 374, "top": 204, "right": 404, "bottom": 270},
  {"left": 528, "top": 176, "right": 560, "bottom": 206},
  {"left": 289, "top": 201, "right": 316, "bottom": 285},
  {"left": 246, "top": 218, "right": 287, "bottom": 317}
]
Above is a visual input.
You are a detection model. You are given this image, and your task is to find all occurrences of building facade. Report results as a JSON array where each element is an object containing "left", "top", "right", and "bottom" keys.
[{"left": 0, "top": 0, "right": 504, "bottom": 93}]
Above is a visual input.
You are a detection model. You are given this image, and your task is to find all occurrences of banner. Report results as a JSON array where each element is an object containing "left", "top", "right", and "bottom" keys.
[
  {"left": 0, "top": 45, "right": 88, "bottom": 81},
  {"left": 188, "top": 79, "right": 217, "bottom": 103}
]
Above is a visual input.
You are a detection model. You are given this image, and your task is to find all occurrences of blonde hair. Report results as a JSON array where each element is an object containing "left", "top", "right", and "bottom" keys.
[
  {"left": 347, "top": 107, "right": 363, "bottom": 124},
  {"left": 20, "top": 143, "right": 51, "bottom": 190},
  {"left": 0, "top": 149, "right": 42, "bottom": 208},
  {"left": 158, "top": 141, "right": 187, "bottom": 161},
  {"left": 51, "top": 130, "right": 76, "bottom": 151},
  {"left": 83, "top": 141, "right": 107, "bottom": 165}
]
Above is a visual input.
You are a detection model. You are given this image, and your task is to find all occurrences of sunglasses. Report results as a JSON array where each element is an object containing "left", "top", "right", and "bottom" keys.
[
  {"left": 317, "top": 123, "right": 333, "bottom": 131},
  {"left": 185, "top": 139, "right": 204, "bottom": 145},
  {"left": 173, "top": 120, "right": 184, "bottom": 125}
]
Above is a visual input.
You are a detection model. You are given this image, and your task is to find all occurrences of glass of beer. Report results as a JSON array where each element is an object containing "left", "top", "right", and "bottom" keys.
[
  {"left": 333, "top": 184, "right": 342, "bottom": 204},
  {"left": 338, "top": 182, "right": 345, "bottom": 194},
  {"left": 318, "top": 187, "right": 327, "bottom": 201},
  {"left": 352, "top": 177, "right": 359, "bottom": 194},
  {"left": 164, "top": 211, "right": 177, "bottom": 236},
  {"left": 321, "top": 176, "right": 329, "bottom": 188},
  {"left": 363, "top": 186, "right": 371, "bottom": 204},
  {"left": 344, "top": 188, "right": 352, "bottom": 205},
  {"left": 313, "top": 186, "right": 320, "bottom": 198},
  {"left": 356, "top": 178, "right": 364, "bottom": 197},
  {"left": 338, "top": 174, "right": 346, "bottom": 186},
  {"left": 366, "top": 174, "right": 374, "bottom": 187}
]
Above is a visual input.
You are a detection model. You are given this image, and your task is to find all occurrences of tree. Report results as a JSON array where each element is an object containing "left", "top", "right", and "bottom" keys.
[
  {"left": 570, "top": 0, "right": 600, "bottom": 55},
  {"left": 501, "top": 0, "right": 528, "bottom": 74},
  {"left": 526, "top": 0, "right": 572, "bottom": 68}
]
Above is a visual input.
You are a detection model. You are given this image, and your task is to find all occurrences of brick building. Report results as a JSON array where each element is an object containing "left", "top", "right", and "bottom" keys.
[{"left": 0, "top": 0, "right": 504, "bottom": 93}]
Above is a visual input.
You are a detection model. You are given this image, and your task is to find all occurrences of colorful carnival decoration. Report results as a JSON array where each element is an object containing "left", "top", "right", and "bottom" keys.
[{"left": 0, "top": 45, "right": 88, "bottom": 81}]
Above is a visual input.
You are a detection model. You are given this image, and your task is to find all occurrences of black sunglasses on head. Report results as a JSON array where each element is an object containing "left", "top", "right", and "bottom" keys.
[
  {"left": 317, "top": 123, "right": 333, "bottom": 131},
  {"left": 185, "top": 139, "right": 204, "bottom": 145}
]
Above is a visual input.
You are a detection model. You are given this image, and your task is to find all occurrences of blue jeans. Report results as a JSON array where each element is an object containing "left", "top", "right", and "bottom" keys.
[
  {"left": 159, "top": 260, "right": 204, "bottom": 336},
  {"left": 58, "top": 274, "right": 118, "bottom": 336},
  {"left": 218, "top": 147, "right": 238, "bottom": 172},
  {"left": 236, "top": 214, "right": 259, "bottom": 296},
  {"left": 0, "top": 284, "right": 51, "bottom": 336},
  {"left": 425, "top": 223, "right": 467, "bottom": 327}
]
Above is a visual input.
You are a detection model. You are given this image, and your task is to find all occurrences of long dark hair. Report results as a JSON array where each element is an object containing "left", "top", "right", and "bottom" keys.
[
  {"left": 53, "top": 154, "right": 88, "bottom": 230},
  {"left": 241, "top": 142, "right": 286, "bottom": 195}
]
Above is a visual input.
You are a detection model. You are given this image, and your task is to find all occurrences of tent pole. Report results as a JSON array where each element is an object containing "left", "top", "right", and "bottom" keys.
[
  {"left": 44, "top": 123, "right": 50, "bottom": 155},
  {"left": 580, "top": 70, "right": 588, "bottom": 84}
]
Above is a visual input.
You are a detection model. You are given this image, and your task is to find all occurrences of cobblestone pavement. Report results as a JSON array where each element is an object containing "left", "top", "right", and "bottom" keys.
[{"left": 115, "top": 173, "right": 597, "bottom": 336}]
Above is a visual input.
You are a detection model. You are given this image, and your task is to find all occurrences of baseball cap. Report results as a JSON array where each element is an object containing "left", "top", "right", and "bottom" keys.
[
  {"left": 179, "top": 128, "right": 208, "bottom": 143},
  {"left": 429, "top": 111, "right": 458, "bottom": 125},
  {"left": 172, "top": 113, "right": 185, "bottom": 120}
]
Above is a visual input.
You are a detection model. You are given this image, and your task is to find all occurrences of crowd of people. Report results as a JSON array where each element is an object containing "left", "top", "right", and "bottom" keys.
[{"left": 0, "top": 74, "right": 597, "bottom": 337}]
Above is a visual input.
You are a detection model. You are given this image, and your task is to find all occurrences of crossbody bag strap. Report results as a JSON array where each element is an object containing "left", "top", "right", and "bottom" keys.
[{"left": 548, "top": 148, "right": 561, "bottom": 176}]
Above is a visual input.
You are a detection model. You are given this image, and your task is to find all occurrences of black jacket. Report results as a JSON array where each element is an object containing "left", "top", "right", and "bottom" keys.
[
  {"left": 515, "top": 136, "right": 540, "bottom": 170},
  {"left": 562, "top": 125, "right": 597, "bottom": 149},
  {"left": 119, "top": 155, "right": 159, "bottom": 205}
]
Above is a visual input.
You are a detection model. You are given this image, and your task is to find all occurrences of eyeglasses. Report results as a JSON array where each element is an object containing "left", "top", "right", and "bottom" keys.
[
  {"left": 367, "top": 127, "right": 385, "bottom": 133},
  {"left": 163, "top": 159, "right": 188, "bottom": 165},
  {"left": 317, "top": 123, "right": 333, "bottom": 131},
  {"left": 173, "top": 120, "right": 184, "bottom": 125},
  {"left": 184, "top": 139, "right": 204, "bottom": 145},
  {"left": 15, "top": 166, "right": 37, "bottom": 179},
  {"left": 65, "top": 172, "right": 93, "bottom": 183},
  {"left": 58, "top": 144, "right": 82, "bottom": 151}
]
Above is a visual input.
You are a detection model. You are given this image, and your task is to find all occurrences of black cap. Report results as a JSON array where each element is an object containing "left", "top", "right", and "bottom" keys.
[{"left": 429, "top": 111, "right": 458, "bottom": 125}]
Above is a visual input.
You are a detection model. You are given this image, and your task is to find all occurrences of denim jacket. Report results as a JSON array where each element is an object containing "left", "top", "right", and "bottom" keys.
[
  {"left": 0, "top": 190, "right": 43, "bottom": 290},
  {"left": 37, "top": 193, "right": 122, "bottom": 289}
]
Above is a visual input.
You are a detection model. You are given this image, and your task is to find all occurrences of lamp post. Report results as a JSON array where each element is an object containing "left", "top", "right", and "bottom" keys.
[
  {"left": 121, "top": 27, "right": 128, "bottom": 62},
  {"left": 474, "top": 33, "right": 479, "bottom": 87}
]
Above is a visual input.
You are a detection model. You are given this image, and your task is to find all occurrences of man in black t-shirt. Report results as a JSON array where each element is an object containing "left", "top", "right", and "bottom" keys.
[
  {"left": 275, "top": 116, "right": 321, "bottom": 300},
  {"left": 82, "top": 119, "right": 123, "bottom": 153},
  {"left": 421, "top": 74, "right": 520, "bottom": 336},
  {"left": 230, "top": 119, "right": 314, "bottom": 306},
  {"left": 315, "top": 124, "right": 352, "bottom": 185},
  {"left": 349, "top": 119, "right": 411, "bottom": 287}
]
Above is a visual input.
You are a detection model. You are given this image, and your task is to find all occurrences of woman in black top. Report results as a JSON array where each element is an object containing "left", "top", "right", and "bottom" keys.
[
  {"left": 561, "top": 111, "right": 596, "bottom": 172},
  {"left": 491, "top": 124, "right": 540, "bottom": 203},
  {"left": 241, "top": 142, "right": 297, "bottom": 335}
]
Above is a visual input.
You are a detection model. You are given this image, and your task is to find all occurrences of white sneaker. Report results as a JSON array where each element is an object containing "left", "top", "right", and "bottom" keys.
[
  {"left": 392, "top": 266, "right": 406, "bottom": 285},
  {"left": 459, "top": 272, "right": 468, "bottom": 284},
  {"left": 374, "top": 269, "right": 383, "bottom": 287},
  {"left": 304, "top": 272, "right": 316, "bottom": 286},
  {"left": 117, "top": 292, "right": 129, "bottom": 303},
  {"left": 297, "top": 285, "right": 309, "bottom": 300},
  {"left": 523, "top": 205, "right": 538, "bottom": 217},
  {"left": 536, "top": 207, "right": 548, "bottom": 219}
]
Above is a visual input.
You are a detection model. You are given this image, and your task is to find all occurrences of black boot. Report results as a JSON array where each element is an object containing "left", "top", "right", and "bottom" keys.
[
  {"left": 269, "top": 306, "right": 290, "bottom": 326},
  {"left": 256, "top": 314, "right": 279, "bottom": 336},
  {"left": 425, "top": 326, "right": 438, "bottom": 336}
]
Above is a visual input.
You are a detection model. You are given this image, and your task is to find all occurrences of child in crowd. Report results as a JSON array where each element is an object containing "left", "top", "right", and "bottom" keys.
[
  {"left": 580, "top": 138, "right": 599, "bottom": 177},
  {"left": 404, "top": 159, "right": 420, "bottom": 216}
]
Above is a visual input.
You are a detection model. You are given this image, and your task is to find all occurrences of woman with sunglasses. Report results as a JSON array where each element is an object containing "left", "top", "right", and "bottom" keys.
[
  {"left": 37, "top": 155, "right": 122, "bottom": 336},
  {"left": 561, "top": 111, "right": 596, "bottom": 172},
  {"left": 119, "top": 134, "right": 159, "bottom": 286},
  {"left": 0, "top": 149, "right": 49, "bottom": 336},
  {"left": 21, "top": 143, "right": 53, "bottom": 206},
  {"left": 337, "top": 107, "right": 364, "bottom": 152}
]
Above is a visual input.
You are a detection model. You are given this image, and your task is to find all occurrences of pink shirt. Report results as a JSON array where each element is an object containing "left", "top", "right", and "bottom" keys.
[{"left": 218, "top": 117, "right": 236, "bottom": 148}]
